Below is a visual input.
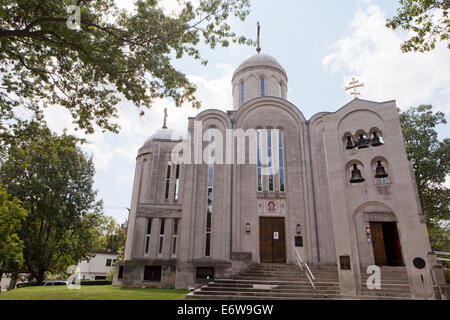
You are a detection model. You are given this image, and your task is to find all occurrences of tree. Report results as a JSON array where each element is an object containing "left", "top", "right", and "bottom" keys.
[
  {"left": 98, "top": 216, "right": 127, "bottom": 253},
  {"left": 387, "top": 0, "right": 449, "bottom": 52},
  {"left": 399, "top": 105, "right": 450, "bottom": 251},
  {"left": 0, "top": 0, "right": 252, "bottom": 134},
  {"left": 0, "top": 122, "right": 104, "bottom": 284},
  {"left": 0, "top": 186, "right": 27, "bottom": 288}
]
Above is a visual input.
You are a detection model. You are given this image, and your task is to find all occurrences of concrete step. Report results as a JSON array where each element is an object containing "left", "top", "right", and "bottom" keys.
[
  {"left": 189, "top": 290, "right": 342, "bottom": 299},
  {"left": 186, "top": 293, "right": 343, "bottom": 300},
  {"left": 186, "top": 264, "right": 343, "bottom": 300},
  {"left": 201, "top": 286, "right": 340, "bottom": 295},
  {"left": 209, "top": 283, "right": 340, "bottom": 291},
  {"left": 215, "top": 279, "right": 339, "bottom": 286}
]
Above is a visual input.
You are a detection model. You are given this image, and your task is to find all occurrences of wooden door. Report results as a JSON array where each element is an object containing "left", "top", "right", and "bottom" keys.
[
  {"left": 370, "top": 222, "right": 387, "bottom": 266},
  {"left": 260, "top": 217, "right": 286, "bottom": 263}
]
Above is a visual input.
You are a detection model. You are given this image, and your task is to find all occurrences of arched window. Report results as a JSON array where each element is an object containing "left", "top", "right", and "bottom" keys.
[
  {"left": 268, "top": 129, "right": 274, "bottom": 192},
  {"left": 240, "top": 81, "right": 245, "bottom": 105},
  {"left": 279, "top": 131, "right": 285, "bottom": 192},
  {"left": 205, "top": 128, "right": 215, "bottom": 257},
  {"left": 279, "top": 82, "right": 283, "bottom": 98},
  {"left": 257, "top": 129, "right": 263, "bottom": 192},
  {"left": 260, "top": 78, "right": 265, "bottom": 96}
]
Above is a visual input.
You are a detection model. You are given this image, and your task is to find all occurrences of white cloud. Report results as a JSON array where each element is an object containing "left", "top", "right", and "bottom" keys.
[
  {"left": 323, "top": 5, "right": 450, "bottom": 113},
  {"left": 115, "top": 0, "right": 199, "bottom": 16},
  {"left": 44, "top": 63, "right": 233, "bottom": 172}
]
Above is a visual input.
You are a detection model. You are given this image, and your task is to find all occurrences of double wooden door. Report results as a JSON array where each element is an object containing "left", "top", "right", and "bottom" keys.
[{"left": 260, "top": 217, "right": 286, "bottom": 263}]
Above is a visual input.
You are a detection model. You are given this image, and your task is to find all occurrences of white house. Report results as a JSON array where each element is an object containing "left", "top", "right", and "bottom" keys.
[{"left": 78, "top": 251, "right": 118, "bottom": 281}]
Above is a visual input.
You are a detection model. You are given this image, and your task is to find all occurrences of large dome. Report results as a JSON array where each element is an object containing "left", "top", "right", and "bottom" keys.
[
  {"left": 233, "top": 53, "right": 286, "bottom": 78},
  {"left": 142, "top": 127, "right": 176, "bottom": 147}
]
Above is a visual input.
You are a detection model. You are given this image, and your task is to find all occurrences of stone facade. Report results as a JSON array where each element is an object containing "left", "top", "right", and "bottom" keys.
[{"left": 114, "top": 52, "right": 441, "bottom": 299}]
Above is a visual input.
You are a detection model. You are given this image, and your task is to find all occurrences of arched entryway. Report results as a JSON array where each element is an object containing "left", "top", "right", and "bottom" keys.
[{"left": 353, "top": 204, "right": 404, "bottom": 267}]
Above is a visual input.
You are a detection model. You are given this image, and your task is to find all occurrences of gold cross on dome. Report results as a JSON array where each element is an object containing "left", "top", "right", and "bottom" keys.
[{"left": 345, "top": 77, "right": 364, "bottom": 99}]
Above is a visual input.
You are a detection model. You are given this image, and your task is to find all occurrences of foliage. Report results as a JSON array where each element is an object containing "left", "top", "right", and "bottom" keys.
[
  {"left": 98, "top": 216, "right": 126, "bottom": 253},
  {"left": 399, "top": 105, "right": 450, "bottom": 251},
  {"left": 0, "top": 0, "right": 253, "bottom": 134},
  {"left": 387, "top": 0, "right": 450, "bottom": 52},
  {"left": 0, "top": 121, "right": 104, "bottom": 284},
  {"left": 0, "top": 186, "right": 27, "bottom": 276}
]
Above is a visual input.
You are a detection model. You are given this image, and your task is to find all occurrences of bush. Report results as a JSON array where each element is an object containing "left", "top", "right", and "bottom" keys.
[
  {"left": 445, "top": 269, "right": 450, "bottom": 284},
  {"left": 16, "top": 282, "right": 38, "bottom": 288},
  {"left": 79, "top": 280, "right": 111, "bottom": 286}
]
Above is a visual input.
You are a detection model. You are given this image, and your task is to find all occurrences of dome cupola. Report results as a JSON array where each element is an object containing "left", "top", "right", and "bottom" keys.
[{"left": 231, "top": 23, "right": 288, "bottom": 110}]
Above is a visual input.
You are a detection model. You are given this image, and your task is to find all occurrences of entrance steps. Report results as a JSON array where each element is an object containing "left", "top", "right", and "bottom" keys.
[
  {"left": 186, "top": 263, "right": 341, "bottom": 300},
  {"left": 359, "top": 267, "right": 412, "bottom": 299}
]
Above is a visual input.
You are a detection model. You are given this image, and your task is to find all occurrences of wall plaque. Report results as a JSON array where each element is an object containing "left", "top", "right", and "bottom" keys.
[
  {"left": 339, "top": 255, "right": 351, "bottom": 270},
  {"left": 295, "top": 236, "right": 303, "bottom": 247}
]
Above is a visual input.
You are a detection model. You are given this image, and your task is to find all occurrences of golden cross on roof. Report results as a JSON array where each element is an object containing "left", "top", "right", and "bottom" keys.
[
  {"left": 163, "top": 107, "right": 168, "bottom": 129},
  {"left": 345, "top": 77, "right": 364, "bottom": 99}
]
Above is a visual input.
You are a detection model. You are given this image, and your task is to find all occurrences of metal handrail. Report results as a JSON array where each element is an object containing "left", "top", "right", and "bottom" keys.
[
  {"left": 435, "top": 251, "right": 450, "bottom": 265},
  {"left": 294, "top": 248, "right": 316, "bottom": 289}
]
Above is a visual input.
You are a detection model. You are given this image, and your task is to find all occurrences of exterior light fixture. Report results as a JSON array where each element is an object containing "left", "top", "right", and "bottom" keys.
[
  {"left": 296, "top": 224, "right": 302, "bottom": 235},
  {"left": 365, "top": 227, "right": 371, "bottom": 236},
  {"left": 245, "top": 223, "right": 251, "bottom": 233}
]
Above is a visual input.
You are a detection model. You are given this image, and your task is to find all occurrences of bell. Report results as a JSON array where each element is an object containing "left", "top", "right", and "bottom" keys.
[
  {"left": 375, "top": 161, "right": 389, "bottom": 178},
  {"left": 350, "top": 164, "right": 365, "bottom": 183},
  {"left": 357, "top": 134, "right": 369, "bottom": 149},
  {"left": 346, "top": 136, "right": 355, "bottom": 149},
  {"left": 371, "top": 132, "right": 383, "bottom": 147}
]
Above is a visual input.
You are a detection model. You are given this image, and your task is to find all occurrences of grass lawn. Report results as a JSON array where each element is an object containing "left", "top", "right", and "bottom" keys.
[{"left": 0, "top": 285, "right": 188, "bottom": 300}]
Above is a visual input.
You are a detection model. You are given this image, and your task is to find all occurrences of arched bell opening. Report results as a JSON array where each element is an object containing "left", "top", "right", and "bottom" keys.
[
  {"left": 346, "top": 160, "right": 366, "bottom": 185},
  {"left": 369, "top": 127, "right": 384, "bottom": 147},
  {"left": 354, "top": 129, "right": 370, "bottom": 149},
  {"left": 343, "top": 131, "right": 355, "bottom": 150},
  {"left": 370, "top": 157, "right": 392, "bottom": 185}
]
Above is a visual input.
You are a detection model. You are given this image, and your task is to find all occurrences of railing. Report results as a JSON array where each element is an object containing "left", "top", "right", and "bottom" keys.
[
  {"left": 435, "top": 251, "right": 450, "bottom": 270},
  {"left": 294, "top": 248, "right": 316, "bottom": 289}
]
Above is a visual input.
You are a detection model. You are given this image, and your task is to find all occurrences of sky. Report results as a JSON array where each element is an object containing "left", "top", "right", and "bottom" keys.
[{"left": 44, "top": 0, "right": 450, "bottom": 223}]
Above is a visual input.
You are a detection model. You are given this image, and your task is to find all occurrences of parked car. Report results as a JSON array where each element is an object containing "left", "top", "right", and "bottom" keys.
[{"left": 43, "top": 280, "right": 68, "bottom": 286}]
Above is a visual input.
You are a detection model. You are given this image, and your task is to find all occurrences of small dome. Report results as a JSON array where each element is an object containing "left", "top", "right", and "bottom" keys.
[
  {"left": 143, "top": 128, "right": 176, "bottom": 146},
  {"left": 233, "top": 53, "right": 286, "bottom": 78}
]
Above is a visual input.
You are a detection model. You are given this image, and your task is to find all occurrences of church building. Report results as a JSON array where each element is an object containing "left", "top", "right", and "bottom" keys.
[{"left": 113, "top": 41, "right": 445, "bottom": 299}]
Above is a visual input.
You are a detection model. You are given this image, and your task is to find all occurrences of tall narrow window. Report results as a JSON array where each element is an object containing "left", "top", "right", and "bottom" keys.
[
  {"left": 279, "top": 131, "right": 285, "bottom": 192},
  {"left": 260, "top": 78, "right": 265, "bottom": 96},
  {"left": 205, "top": 129, "right": 215, "bottom": 257},
  {"left": 145, "top": 218, "right": 152, "bottom": 254},
  {"left": 268, "top": 129, "right": 274, "bottom": 192},
  {"left": 172, "top": 219, "right": 179, "bottom": 256},
  {"left": 158, "top": 218, "right": 165, "bottom": 255},
  {"left": 173, "top": 164, "right": 180, "bottom": 200},
  {"left": 257, "top": 129, "right": 263, "bottom": 192},
  {"left": 164, "top": 162, "right": 172, "bottom": 199},
  {"left": 279, "top": 82, "right": 283, "bottom": 98},
  {"left": 240, "top": 82, "right": 245, "bottom": 105}
]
